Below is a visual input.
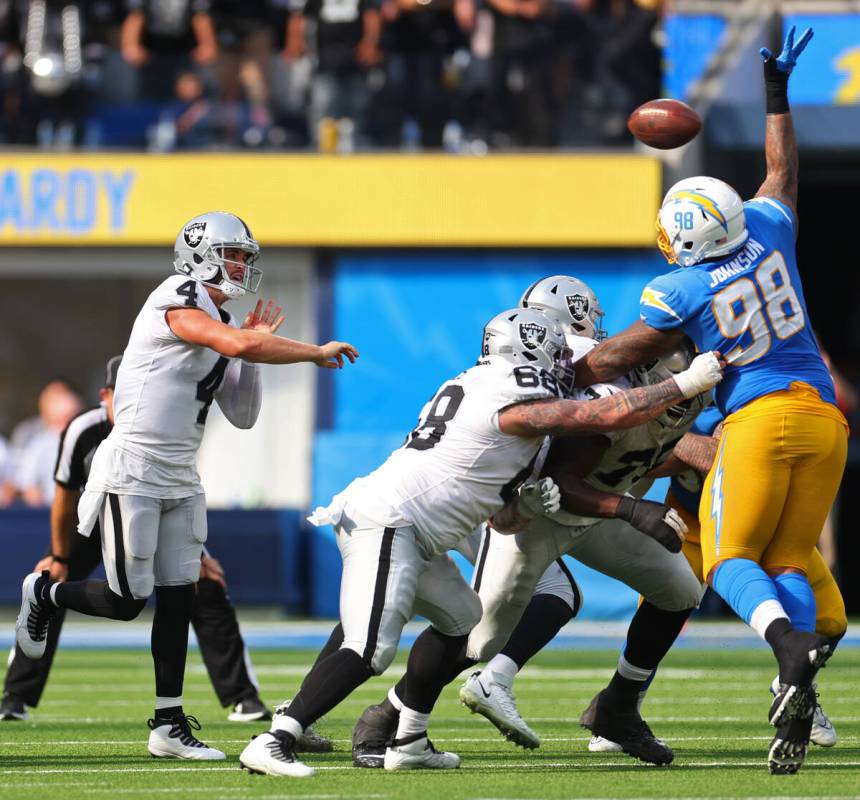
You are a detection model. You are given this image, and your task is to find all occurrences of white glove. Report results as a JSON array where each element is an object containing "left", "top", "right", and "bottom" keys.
[
  {"left": 672, "top": 351, "right": 724, "bottom": 399},
  {"left": 663, "top": 507, "right": 688, "bottom": 538},
  {"left": 517, "top": 477, "right": 561, "bottom": 518}
]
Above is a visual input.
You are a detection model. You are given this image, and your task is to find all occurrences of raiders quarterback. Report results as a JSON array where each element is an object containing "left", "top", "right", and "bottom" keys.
[
  {"left": 238, "top": 304, "right": 724, "bottom": 778},
  {"left": 15, "top": 211, "right": 357, "bottom": 760}
]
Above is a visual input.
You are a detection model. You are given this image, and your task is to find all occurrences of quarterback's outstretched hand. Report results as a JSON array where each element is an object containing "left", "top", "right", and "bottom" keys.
[
  {"left": 760, "top": 25, "right": 813, "bottom": 75},
  {"left": 517, "top": 477, "right": 562, "bottom": 519},
  {"left": 672, "top": 351, "right": 725, "bottom": 399},
  {"left": 316, "top": 341, "right": 359, "bottom": 369},
  {"left": 616, "top": 496, "right": 687, "bottom": 553},
  {"left": 242, "top": 299, "right": 285, "bottom": 335}
]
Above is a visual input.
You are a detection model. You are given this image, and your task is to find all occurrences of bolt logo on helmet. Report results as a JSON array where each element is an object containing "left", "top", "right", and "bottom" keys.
[
  {"left": 656, "top": 176, "right": 748, "bottom": 268},
  {"left": 173, "top": 211, "right": 262, "bottom": 300},
  {"left": 183, "top": 222, "right": 206, "bottom": 247},
  {"left": 566, "top": 293, "right": 589, "bottom": 322},
  {"left": 519, "top": 322, "right": 547, "bottom": 350}
]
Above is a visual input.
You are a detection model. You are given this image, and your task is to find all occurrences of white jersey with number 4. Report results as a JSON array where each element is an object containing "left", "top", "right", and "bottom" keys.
[
  {"left": 310, "top": 356, "right": 559, "bottom": 557},
  {"left": 87, "top": 275, "right": 236, "bottom": 498}
]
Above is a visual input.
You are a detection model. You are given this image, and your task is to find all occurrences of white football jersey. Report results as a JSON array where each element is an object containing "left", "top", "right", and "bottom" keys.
[
  {"left": 90, "top": 275, "right": 236, "bottom": 495},
  {"left": 314, "top": 356, "right": 559, "bottom": 557},
  {"left": 544, "top": 378, "right": 708, "bottom": 527}
]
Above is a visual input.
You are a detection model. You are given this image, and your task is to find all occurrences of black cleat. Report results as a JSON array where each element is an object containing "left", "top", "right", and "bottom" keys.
[
  {"left": 581, "top": 690, "right": 673, "bottom": 766},
  {"left": 0, "top": 694, "right": 28, "bottom": 721},
  {"left": 352, "top": 701, "right": 399, "bottom": 768},
  {"left": 228, "top": 696, "right": 272, "bottom": 723},
  {"left": 768, "top": 691, "right": 815, "bottom": 775}
]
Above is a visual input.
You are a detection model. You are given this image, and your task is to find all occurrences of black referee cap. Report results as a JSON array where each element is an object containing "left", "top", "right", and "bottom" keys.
[{"left": 105, "top": 355, "right": 123, "bottom": 389}]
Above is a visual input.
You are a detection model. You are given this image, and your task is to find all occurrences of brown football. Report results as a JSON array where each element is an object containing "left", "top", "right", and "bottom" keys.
[{"left": 627, "top": 99, "right": 702, "bottom": 150}]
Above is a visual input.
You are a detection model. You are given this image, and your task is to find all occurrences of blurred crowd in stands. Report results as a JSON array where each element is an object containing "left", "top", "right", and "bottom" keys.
[
  {"left": 0, "top": 0, "right": 663, "bottom": 152},
  {"left": 0, "top": 379, "right": 81, "bottom": 508}
]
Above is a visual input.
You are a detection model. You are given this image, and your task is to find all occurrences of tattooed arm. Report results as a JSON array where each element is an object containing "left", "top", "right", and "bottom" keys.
[
  {"left": 574, "top": 320, "right": 685, "bottom": 386},
  {"left": 755, "top": 112, "right": 799, "bottom": 220},
  {"left": 500, "top": 377, "right": 688, "bottom": 436},
  {"left": 646, "top": 433, "right": 719, "bottom": 478}
]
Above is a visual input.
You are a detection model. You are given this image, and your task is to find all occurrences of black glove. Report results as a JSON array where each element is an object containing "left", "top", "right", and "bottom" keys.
[{"left": 616, "top": 496, "right": 686, "bottom": 554}]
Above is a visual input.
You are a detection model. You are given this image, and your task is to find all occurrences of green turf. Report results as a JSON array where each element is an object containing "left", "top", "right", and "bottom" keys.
[{"left": 0, "top": 646, "right": 857, "bottom": 799}]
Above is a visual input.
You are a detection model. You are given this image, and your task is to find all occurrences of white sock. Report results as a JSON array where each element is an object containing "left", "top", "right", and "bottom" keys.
[
  {"left": 486, "top": 654, "right": 519, "bottom": 686},
  {"left": 155, "top": 696, "right": 182, "bottom": 710},
  {"left": 394, "top": 705, "right": 430, "bottom": 742},
  {"left": 749, "top": 599, "right": 789, "bottom": 641},
  {"left": 388, "top": 686, "right": 404, "bottom": 711},
  {"left": 617, "top": 654, "right": 653, "bottom": 682},
  {"left": 49, "top": 583, "right": 60, "bottom": 607},
  {"left": 271, "top": 714, "right": 303, "bottom": 739}
]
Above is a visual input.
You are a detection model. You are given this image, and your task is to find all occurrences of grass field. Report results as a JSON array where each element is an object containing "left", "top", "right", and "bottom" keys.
[{"left": 0, "top": 645, "right": 857, "bottom": 799}]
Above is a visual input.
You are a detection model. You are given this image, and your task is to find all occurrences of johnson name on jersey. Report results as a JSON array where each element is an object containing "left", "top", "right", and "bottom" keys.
[
  {"left": 310, "top": 356, "right": 560, "bottom": 557},
  {"left": 110, "top": 274, "right": 236, "bottom": 467},
  {"left": 639, "top": 197, "right": 835, "bottom": 415}
]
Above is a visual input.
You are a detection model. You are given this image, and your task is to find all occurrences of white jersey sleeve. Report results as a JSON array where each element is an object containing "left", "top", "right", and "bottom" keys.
[
  {"left": 312, "top": 357, "right": 559, "bottom": 557},
  {"left": 102, "top": 275, "right": 236, "bottom": 486}
]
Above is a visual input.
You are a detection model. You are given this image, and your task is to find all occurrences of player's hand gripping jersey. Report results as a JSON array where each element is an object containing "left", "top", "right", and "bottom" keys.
[
  {"left": 640, "top": 199, "right": 836, "bottom": 415},
  {"left": 310, "top": 356, "right": 560, "bottom": 557}
]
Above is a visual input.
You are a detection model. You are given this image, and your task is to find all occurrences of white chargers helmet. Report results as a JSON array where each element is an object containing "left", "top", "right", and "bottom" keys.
[
  {"left": 634, "top": 340, "right": 709, "bottom": 427},
  {"left": 482, "top": 307, "right": 575, "bottom": 394},
  {"left": 174, "top": 211, "right": 262, "bottom": 299},
  {"left": 657, "top": 176, "right": 748, "bottom": 267},
  {"left": 519, "top": 275, "right": 606, "bottom": 341}
]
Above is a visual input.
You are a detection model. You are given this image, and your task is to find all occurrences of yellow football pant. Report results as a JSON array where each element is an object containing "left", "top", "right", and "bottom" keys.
[
  {"left": 698, "top": 383, "right": 847, "bottom": 579},
  {"left": 666, "top": 487, "right": 847, "bottom": 640}
]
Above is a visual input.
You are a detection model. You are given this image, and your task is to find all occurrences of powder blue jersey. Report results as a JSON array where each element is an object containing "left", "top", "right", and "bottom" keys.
[{"left": 639, "top": 198, "right": 835, "bottom": 416}]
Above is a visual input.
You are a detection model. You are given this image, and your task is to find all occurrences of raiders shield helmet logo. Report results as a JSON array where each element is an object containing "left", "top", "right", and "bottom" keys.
[
  {"left": 566, "top": 293, "right": 589, "bottom": 321},
  {"left": 183, "top": 221, "right": 206, "bottom": 247},
  {"left": 519, "top": 321, "right": 547, "bottom": 350}
]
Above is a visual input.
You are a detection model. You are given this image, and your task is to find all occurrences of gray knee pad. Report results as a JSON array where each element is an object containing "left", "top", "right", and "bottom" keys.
[{"left": 646, "top": 568, "right": 705, "bottom": 612}]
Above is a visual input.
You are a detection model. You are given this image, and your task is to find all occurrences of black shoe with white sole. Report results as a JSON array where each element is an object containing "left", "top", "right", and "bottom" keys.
[
  {"left": 769, "top": 690, "right": 816, "bottom": 775},
  {"left": 229, "top": 696, "right": 272, "bottom": 723},
  {"left": 352, "top": 701, "right": 400, "bottom": 768},
  {"left": 582, "top": 689, "right": 673, "bottom": 766},
  {"left": 0, "top": 694, "right": 28, "bottom": 721}
]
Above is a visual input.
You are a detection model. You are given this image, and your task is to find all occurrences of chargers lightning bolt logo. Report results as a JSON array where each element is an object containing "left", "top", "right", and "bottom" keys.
[{"left": 711, "top": 434, "right": 727, "bottom": 555}]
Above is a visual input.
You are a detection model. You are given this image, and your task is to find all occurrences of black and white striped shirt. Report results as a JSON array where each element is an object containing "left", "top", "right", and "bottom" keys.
[{"left": 53, "top": 406, "right": 112, "bottom": 492}]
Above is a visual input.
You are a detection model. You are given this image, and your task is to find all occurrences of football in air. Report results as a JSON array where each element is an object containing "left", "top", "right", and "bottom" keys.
[{"left": 627, "top": 99, "right": 702, "bottom": 149}]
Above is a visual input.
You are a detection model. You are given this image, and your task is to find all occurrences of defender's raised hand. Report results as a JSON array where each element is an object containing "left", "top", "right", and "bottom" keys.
[{"left": 760, "top": 25, "right": 814, "bottom": 74}]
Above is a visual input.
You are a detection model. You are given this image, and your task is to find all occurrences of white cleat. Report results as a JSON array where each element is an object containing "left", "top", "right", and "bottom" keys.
[
  {"left": 588, "top": 735, "right": 623, "bottom": 753},
  {"left": 771, "top": 675, "right": 836, "bottom": 747},
  {"left": 239, "top": 731, "right": 315, "bottom": 777},
  {"left": 459, "top": 671, "right": 540, "bottom": 749},
  {"left": 147, "top": 714, "right": 226, "bottom": 760},
  {"left": 15, "top": 572, "right": 55, "bottom": 660},
  {"left": 811, "top": 696, "right": 838, "bottom": 747},
  {"left": 384, "top": 734, "right": 460, "bottom": 770}
]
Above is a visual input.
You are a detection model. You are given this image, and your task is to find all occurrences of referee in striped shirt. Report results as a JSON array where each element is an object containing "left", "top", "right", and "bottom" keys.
[{"left": 1, "top": 356, "right": 272, "bottom": 724}]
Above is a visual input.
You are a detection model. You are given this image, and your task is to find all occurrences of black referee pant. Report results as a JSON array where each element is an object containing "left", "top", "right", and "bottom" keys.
[{"left": 4, "top": 531, "right": 260, "bottom": 709}]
